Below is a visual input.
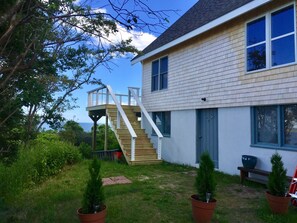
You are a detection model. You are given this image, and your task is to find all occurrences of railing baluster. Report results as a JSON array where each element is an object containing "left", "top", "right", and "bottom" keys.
[
  {"left": 117, "top": 110, "right": 120, "bottom": 129},
  {"left": 96, "top": 91, "right": 99, "bottom": 105}
]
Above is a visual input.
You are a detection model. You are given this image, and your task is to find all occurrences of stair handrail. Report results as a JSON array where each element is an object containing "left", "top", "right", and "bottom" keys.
[
  {"left": 106, "top": 85, "right": 137, "bottom": 161},
  {"left": 128, "top": 87, "right": 163, "bottom": 160}
]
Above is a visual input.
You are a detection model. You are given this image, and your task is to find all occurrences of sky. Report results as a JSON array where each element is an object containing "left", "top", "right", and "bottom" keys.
[{"left": 64, "top": 0, "right": 197, "bottom": 123}]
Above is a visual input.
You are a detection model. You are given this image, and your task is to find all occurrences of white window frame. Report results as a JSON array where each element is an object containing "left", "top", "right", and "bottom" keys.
[{"left": 245, "top": 2, "right": 297, "bottom": 73}]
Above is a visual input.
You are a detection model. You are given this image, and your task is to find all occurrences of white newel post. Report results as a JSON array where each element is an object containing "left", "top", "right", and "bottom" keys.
[
  {"left": 106, "top": 90, "right": 109, "bottom": 104},
  {"left": 131, "top": 137, "right": 136, "bottom": 161},
  {"left": 157, "top": 137, "right": 162, "bottom": 160},
  {"left": 88, "top": 93, "right": 92, "bottom": 107},
  {"left": 96, "top": 91, "right": 99, "bottom": 105},
  {"left": 141, "top": 112, "right": 144, "bottom": 129}
]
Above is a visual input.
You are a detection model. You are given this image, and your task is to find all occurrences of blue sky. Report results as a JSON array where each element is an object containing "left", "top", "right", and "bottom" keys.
[{"left": 64, "top": 0, "right": 197, "bottom": 123}]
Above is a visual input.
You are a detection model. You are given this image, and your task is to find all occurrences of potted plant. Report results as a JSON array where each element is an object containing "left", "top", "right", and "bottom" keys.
[
  {"left": 191, "top": 152, "right": 216, "bottom": 223},
  {"left": 266, "top": 152, "right": 291, "bottom": 214},
  {"left": 77, "top": 158, "right": 107, "bottom": 223}
]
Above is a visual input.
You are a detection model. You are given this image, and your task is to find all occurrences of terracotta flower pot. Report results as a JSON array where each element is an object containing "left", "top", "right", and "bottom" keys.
[
  {"left": 266, "top": 191, "right": 291, "bottom": 214},
  {"left": 77, "top": 205, "right": 107, "bottom": 223},
  {"left": 191, "top": 195, "right": 216, "bottom": 223}
]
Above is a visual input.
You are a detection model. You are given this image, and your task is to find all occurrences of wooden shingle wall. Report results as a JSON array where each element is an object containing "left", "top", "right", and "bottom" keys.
[{"left": 141, "top": 0, "right": 297, "bottom": 112}]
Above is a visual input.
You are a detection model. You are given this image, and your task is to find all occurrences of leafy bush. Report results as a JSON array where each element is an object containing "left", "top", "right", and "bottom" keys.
[
  {"left": 195, "top": 152, "right": 216, "bottom": 202},
  {"left": 79, "top": 142, "right": 92, "bottom": 159},
  {"left": 0, "top": 132, "right": 81, "bottom": 202},
  {"left": 268, "top": 153, "right": 288, "bottom": 196}
]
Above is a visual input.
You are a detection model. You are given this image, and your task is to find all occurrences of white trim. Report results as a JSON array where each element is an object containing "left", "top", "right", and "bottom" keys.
[{"left": 131, "top": 0, "right": 272, "bottom": 65}]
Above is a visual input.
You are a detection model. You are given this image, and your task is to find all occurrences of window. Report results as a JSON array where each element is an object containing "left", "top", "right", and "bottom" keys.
[
  {"left": 252, "top": 104, "right": 297, "bottom": 150},
  {"left": 151, "top": 56, "right": 168, "bottom": 91},
  {"left": 152, "top": 111, "right": 171, "bottom": 136},
  {"left": 246, "top": 5, "right": 295, "bottom": 72}
]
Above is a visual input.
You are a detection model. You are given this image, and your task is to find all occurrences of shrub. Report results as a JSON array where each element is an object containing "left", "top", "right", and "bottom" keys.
[
  {"left": 195, "top": 152, "right": 216, "bottom": 202},
  {"left": 0, "top": 132, "right": 81, "bottom": 202},
  {"left": 268, "top": 153, "right": 288, "bottom": 197},
  {"left": 79, "top": 142, "right": 92, "bottom": 159},
  {"left": 81, "top": 158, "right": 105, "bottom": 214},
  {"left": 28, "top": 135, "right": 82, "bottom": 182}
]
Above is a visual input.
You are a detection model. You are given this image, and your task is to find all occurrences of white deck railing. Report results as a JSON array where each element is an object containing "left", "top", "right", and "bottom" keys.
[
  {"left": 87, "top": 87, "right": 138, "bottom": 107},
  {"left": 128, "top": 87, "right": 163, "bottom": 160}
]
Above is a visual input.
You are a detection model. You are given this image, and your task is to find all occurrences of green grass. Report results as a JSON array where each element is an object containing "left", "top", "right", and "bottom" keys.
[{"left": 0, "top": 160, "right": 296, "bottom": 223}]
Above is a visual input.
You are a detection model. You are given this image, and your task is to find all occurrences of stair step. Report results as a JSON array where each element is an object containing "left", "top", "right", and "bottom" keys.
[
  {"left": 125, "top": 149, "right": 156, "bottom": 155},
  {"left": 130, "top": 159, "right": 162, "bottom": 165},
  {"left": 106, "top": 104, "right": 161, "bottom": 165}
]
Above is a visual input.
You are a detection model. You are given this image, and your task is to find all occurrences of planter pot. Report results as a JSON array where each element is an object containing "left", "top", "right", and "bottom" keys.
[
  {"left": 77, "top": 205, "right": 107, "bottom": 223},
  {"left": 265, "top": 191, "right": 291, "bottom": 214},
  {"left": 242, "top": 155, "right": 257, "bottom": 169},
  {"left": 191, "top": 195, "right": 216, "bottom": 223}
]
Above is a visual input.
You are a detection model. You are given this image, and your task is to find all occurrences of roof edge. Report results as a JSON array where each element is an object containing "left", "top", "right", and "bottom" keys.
[{"left": 131, "top": 0, "right": 272, "bottom": 65}]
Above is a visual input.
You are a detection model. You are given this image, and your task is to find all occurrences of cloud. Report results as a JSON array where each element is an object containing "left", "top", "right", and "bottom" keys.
[
  {"left": 59, "top": 3, "right": 156, "bottom": 52},
  {"left": 100, "top": 24, "right": 156, "bottom": 51}
]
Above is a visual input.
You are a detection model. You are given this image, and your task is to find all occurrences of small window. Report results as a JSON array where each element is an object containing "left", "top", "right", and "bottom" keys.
[
  {"left": 152, "top": 111, "right": 171, "bottom": 136},
  {"left": 151, "top": 56, "right": 168, "bottom": 91},
  {"left": 252, "top": 104, "right": 297, "bottom": 150},
  {"left": 246, "top": 5, "right": 296, "bottom": 72}
]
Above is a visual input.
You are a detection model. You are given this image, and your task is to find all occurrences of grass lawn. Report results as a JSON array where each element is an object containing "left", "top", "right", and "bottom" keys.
[{"left": 0, "top": 160, "right": 296, "bottom": 223}]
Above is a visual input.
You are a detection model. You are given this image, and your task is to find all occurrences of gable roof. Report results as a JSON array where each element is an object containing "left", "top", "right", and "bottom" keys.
[{"left": 131, "top": 0, "right": 271, "bottom": 64}]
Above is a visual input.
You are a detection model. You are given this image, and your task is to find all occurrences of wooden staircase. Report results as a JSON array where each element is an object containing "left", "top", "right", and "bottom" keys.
[{"left": 106, "top": 104, "right": 162, "bottom": 165}]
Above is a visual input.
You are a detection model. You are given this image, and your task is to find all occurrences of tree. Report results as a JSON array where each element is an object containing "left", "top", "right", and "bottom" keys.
[
  {"left": 0, "top": 0, "right": 172, "bottom": 158},
  {"left": 59, "top": 120, "right": 85, "bottom": 146},
  {"left": 96, "top": 124, "right": 120, "bottom": 150}
]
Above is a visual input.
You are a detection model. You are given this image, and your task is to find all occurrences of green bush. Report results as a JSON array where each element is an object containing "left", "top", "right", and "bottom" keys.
[
  {"left": 0, "top": 132, "right": 81, "bottom": 202},
  {"left": 81, "top": 158, "right": 105, "bottom": 214},
  {"left": 268, "top": 153, "right": 287, "bottom": 196},
  {"left": 28, "top": 135, "right": 82, "bottom": 182},
  {"left": 78, "top": 142, "right": 92, "bottom": 159},
  {"left": 195, "top": 152, "right": 216, "bottom": 202}
]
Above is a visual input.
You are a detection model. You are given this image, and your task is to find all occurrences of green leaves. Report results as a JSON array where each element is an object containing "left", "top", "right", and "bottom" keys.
[
  {"left": 82, "top": 158, "right": 105, "bottom": 213},
  {"left": 195, "top": 152, "right": 216, "bottom": 201},
  {"left": 268, "top": 153, "right": 288, "bottom": 196}
]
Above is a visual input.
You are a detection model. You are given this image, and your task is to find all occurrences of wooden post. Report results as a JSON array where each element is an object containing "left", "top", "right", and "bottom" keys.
[
  {"left": 89, "top": 111, "right": 101, "bottom": 152},
  {"left": 92, "top": 120, "right": 97, "bottom": 151}
]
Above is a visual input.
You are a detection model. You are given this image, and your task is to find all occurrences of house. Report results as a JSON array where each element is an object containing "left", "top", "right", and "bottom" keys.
[{"left": 131, "top": 0, "right": 297, "bottom": 176}]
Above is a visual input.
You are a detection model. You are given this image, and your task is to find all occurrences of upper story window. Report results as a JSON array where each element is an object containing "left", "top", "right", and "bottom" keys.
[
  {"left": 246, "top": 4, "right": 296, "bottom": 72},
  {"left": 151, "top": 56, "right": 168, "bottom": 91}
]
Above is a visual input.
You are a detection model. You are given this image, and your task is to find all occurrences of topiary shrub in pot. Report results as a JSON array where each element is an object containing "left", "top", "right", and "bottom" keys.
[
  {"left": 266, "top": 152, "right": 291, "bottom": 214},
  {"left": 77, "top": 158, "right": 106, "bottom": 223},
  {"left": 191, "top": 152, "right": 216, "bottom": 223}
]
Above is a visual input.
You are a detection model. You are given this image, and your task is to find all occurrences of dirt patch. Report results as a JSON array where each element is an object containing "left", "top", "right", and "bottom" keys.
[
  {"left": 103, "top": 176, "right": 132, "bottom": 186},
  {"left": 224, "top": 183, "right": 264, "bottom": 199},
  {"left": 216, "top": 183, "right": 265, "bottom": 223}
]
